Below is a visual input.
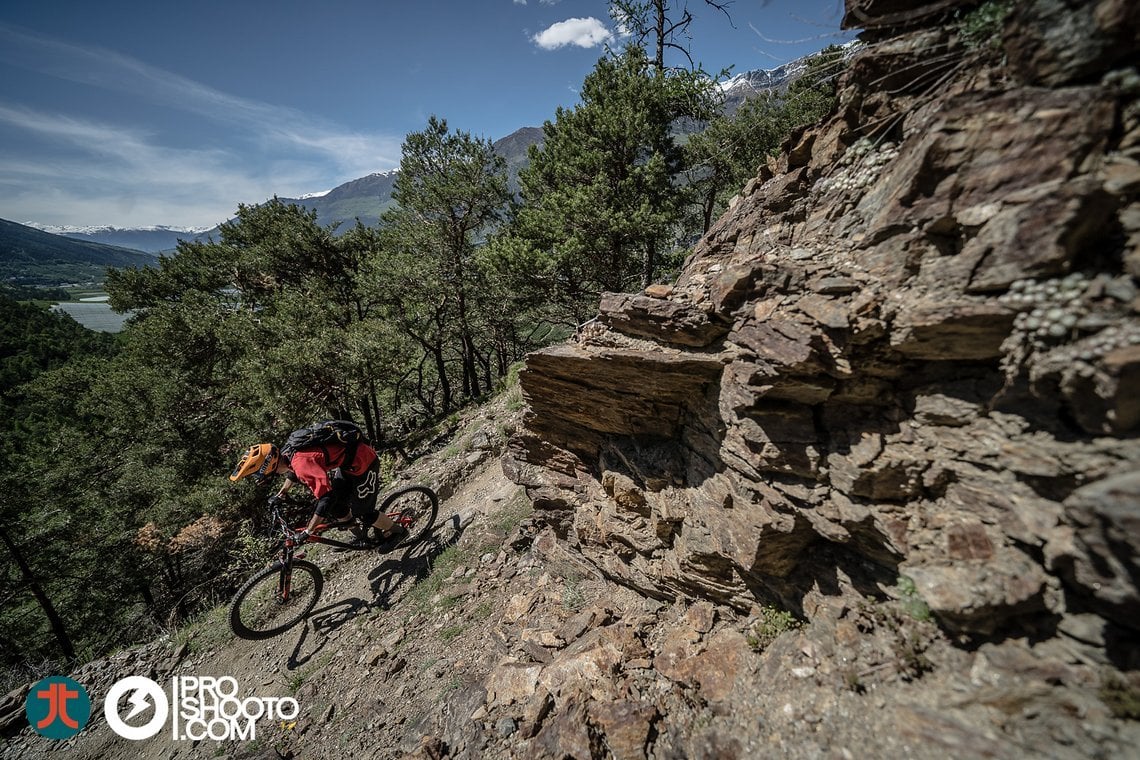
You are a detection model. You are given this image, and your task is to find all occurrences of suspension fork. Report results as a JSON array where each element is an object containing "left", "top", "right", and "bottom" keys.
[{"left": 277, "top": 544, "right": 296, "bottom": 601}]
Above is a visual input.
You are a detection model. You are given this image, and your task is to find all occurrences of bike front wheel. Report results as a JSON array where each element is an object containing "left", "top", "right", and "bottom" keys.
[
  {"left": 380, "top": 485, "right": 438, "bottom": 548},
  {"left": 229, "top": 559, "right": 324, "bottom": 640}
]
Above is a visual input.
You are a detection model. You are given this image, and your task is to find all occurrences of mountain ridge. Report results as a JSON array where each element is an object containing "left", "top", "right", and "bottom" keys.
[
  {"left": 33, "top": 52, "right": 833, "bottom": 250},
  {"left": 0, "top": 218, "right": 157, "bottom": 286}
]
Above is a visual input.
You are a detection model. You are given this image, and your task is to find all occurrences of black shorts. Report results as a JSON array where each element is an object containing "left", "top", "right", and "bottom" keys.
[{"left": 325, "top": 458, "right": 382, "bottom": 524}]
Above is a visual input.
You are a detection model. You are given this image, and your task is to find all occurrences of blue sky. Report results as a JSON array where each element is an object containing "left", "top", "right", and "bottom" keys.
[{"left": 0, "top": 1, "right": 856, "bottom": 230}]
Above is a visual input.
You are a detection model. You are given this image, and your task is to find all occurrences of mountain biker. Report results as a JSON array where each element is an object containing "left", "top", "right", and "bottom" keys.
[{"left": 229, "top": 440, "right": 406, "bottom": 549}]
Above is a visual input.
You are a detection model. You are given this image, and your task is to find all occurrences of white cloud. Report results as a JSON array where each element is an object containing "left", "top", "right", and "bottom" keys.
[
  {"left": 514, "top": 0, "right": 526, "bottom": 4},
  {"left": 607, "top": 5, "right": 636, "bottom": 39},
  {"left": 532, "top": 17, "right": 613, "bottom": 50}
]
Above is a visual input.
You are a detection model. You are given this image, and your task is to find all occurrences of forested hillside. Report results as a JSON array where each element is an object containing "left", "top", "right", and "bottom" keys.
[
  {"left": 1, "top": 295, "right": 115, "bottom": 388},
  {"left": 0, "top": 218, "right": 155, "bottom": 286},
  {"left": 0, "top": 15, "right": 843, "bottom": 673},
  {"left": 0, "top": 296, "right": 118, "bottom": 667}
]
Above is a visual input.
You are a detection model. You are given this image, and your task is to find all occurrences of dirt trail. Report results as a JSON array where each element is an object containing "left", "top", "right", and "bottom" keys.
[{"left": 2, "top": 454, "right": 526, "bottom": 760}]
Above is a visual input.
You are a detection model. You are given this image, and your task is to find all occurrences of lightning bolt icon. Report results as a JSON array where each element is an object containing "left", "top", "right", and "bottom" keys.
[{"left": 124, "top": 688, "right": 151, "bottom": 721}]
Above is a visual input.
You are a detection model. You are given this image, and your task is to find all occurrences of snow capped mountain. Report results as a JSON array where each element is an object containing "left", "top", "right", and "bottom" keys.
[
  {"left": 21, "top": 223, "right": 212, "bottom": 253},
  {"left": 719, "top": 59, "right": 809, "bottom": 96},
  {"left": 25, "top": 222, "right": 212, "bottom": 236},
  {"left": 718, "top": 40, "right": 862, "bottom": 115}
]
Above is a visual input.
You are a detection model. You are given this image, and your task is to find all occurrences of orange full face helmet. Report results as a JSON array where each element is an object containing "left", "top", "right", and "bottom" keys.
[{"left": 229, "top": 443, "right": 281, "bottom": 484}]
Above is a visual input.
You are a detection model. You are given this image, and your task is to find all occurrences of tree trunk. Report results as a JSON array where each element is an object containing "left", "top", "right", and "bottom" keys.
[
  {"left": 414, "top": 353, "right": 435, "bottom": 417},
  {"left": 435, "top": 347, "right": 452, "bottom": 414},
  {"left": 357, "top": 374, "right": 382, "bottom": 445},
  {"left": 462, "top": 332, "right": 481, "bottom": 400},
  {"left": 358, "top": 392, "right": 377, "bottom": 444},
  {"left": 703, "top": 184, "right": 717, "bottom": 232},
  {"left": 481, "top": 346, "right": 493, "bottom": 391},
  {"left": 642, "top": 241, "right": 657, "bottom": 289},
  {"left": 138, "top": 582, "right": 160, "bottom": 623},
  {"left": 653, "top": 0, "right": 666, "bottom": 72},
  {"left": 0, "top": 525, "right": 76, "bottom": 660}
]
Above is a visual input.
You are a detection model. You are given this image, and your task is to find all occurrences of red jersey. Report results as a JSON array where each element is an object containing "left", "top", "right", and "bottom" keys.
[{"left": 289, "top": 442, "right": 377, "bottom": 499}]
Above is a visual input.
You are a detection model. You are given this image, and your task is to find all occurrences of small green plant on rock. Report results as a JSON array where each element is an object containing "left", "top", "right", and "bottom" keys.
[
  {"left": 746, "top": 605, "right": 801, "bottom": 651},
  {"left": 959, "top": 0, "right": 1013, "bottom": 51},
  {"left": 505, "top": 382, "right": 525, "bottom": 413},
  {"left": 437, "top": 594, "right": 463, "bottom": 612},
  {"left": 226, "top": 523, "right": 276, "bottom": 579},
  {"left": 286, "top": 651, "right": 334, "bottom": 694},
  {"left": 492, "top": 490, "right": 534, "bottom": 535},
  {"left": 377, "top": 451, "right": 397, "bottom": 487},
  {"left": 1100, "top": 673, "right": 1140, "bottom": 721},
  {"left": 562, "top": 576, "right": 587, "bottom": 612},
  {"left": 896, "top": 575, "right": 932, "bottom": 622},
  {"left": 843, "top": 667, "right": 866, "bottom": 694},
  {"left": 173, "top": 604, "right": 231, "bottom": 654},
  {"left": 440, "top": 440, "right": 463, "bottom": 460},
  {"left": 439, "top": 624, "right": 466, "bottom": 643},
  {"left": 405, "top": 544, "right": 468, "bottom": 614},
  {"left": 851, "top": 600, "right": 937, "bottom": 682},
  {"left": 434, "top": 674, "right": 465, "bottom": 706}
]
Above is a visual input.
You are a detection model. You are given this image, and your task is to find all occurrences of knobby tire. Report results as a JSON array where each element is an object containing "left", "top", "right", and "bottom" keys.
[
  {"left": 380, "top": 485, "right": 438, "bottom": 548},
  {"left": 229, "top": 559, "right": 324, "bottom": 640}
]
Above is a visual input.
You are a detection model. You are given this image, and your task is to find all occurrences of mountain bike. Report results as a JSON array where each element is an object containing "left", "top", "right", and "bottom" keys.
[{"left": 228, "top": 484, "right": 438, "bottom": 640}]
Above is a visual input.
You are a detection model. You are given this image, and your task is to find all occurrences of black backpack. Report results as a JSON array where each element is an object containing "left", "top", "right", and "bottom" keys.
[{"left": 281, "top": 420, "right": 366, "bottom": 467}]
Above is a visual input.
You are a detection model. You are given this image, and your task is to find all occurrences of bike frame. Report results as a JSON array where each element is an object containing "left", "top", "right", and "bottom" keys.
[
  {"left": 266, "top": 510, "right": 399, "bottom": 603},
  {"left": 231, "top": 485, "right": 437, "bottom": 639},
  {"left": 270, "top": 506, "right": 414, "bottom": 557}
]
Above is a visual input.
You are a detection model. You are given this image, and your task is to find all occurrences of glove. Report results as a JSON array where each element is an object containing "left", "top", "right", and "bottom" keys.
[
  {"left": 293, "top": 529, "right": 311, "bottom": 543},
  {"left": 267, "top": 495, "right": 284, "bottom": 510}
]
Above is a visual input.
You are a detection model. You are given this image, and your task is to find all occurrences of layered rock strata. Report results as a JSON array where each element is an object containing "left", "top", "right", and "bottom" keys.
[{"left": 507, "top": 0, "right": 1140, "bottom": 650}]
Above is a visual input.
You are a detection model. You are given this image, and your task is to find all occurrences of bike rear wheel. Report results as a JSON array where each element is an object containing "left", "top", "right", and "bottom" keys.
[
  {"left": 229, "top": 559, "right": 324, "bottom": 640},
  {"left": 380, "top": 485, "right": 438, "bottom": 548}
]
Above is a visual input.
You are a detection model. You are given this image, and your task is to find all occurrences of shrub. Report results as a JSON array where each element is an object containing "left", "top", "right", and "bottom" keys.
[
  {"left": 746, "top": 605, "right": 800, "bottom": 651},
  {"left": 896, "top": 575, "right": 932, "bottom": 622},
  {"left": 959, "top": 0, "right": 1013, "bottom": 51}
]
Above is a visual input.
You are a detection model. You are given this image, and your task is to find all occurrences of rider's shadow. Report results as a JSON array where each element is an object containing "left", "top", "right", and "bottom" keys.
[
  {"left": 285, "top": 598, "right": 367, "bottom": 669},
  {"left": 284, "top": 513, "right": 468, "bottom": 670},
  {"left": 368, "top": 512, "right": 468, "bottom": 606}
]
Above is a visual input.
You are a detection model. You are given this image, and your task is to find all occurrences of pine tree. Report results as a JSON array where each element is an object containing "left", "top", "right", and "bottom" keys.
[
  {"left": 377, "top": 116, "right": 512, "bottom": 414},
  {"left": 610, "top": 0, "right": 733, "bottom": 73},
  {"left": 500, "top": 45, "right": 699, "bottom": 323}
]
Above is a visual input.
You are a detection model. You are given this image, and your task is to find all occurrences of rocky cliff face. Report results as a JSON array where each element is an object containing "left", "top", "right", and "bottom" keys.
[{"left": 507, "top": 0, "right": 1140, "bottom": 709}]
